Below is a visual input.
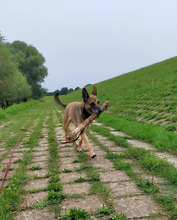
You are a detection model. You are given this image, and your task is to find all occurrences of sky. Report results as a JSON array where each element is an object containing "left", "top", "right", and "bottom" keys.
[{"left": 0, "top": 0, "right": 177, "bottom": 92}]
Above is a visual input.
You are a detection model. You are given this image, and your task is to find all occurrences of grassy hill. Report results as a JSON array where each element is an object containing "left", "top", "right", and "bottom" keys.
[
  {"left": 58, "top": 56, "right": 177, "bottom": 155},
  {"left": 61, "top": 56, "right": 177, "bottom": 131}
]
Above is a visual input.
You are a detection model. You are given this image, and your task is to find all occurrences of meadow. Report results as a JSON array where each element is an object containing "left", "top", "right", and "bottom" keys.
[{"left": 0, "top": 56, "right": 177, "bottom": 219}]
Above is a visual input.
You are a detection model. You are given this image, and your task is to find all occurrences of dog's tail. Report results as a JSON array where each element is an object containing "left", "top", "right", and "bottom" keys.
[{"left": 54, "top": 90, "right": 67, "bottom": 109}]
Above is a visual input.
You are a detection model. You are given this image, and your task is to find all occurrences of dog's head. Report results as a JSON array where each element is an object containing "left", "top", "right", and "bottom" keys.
[{"left": 82, "top": 86, "right": 102, "bottom": 115}]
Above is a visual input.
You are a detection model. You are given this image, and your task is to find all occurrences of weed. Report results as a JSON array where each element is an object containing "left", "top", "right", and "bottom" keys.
[
  {"left": 62, "top": 208, "right": 90, "bottom": 220},
  {"left": 72, "top": 159, "right": 80, "bottom": 163},
  {"left": 14, "top": 159, "right": 22, "bottom": 163},
  {"left": 28, "top": 188, "right": 48, "bottom": 193},
  {"left": 155, "top": 195, "right": 177, "bottom": 218},
  {"left": 49, "top": 175, "right": 60, "bottom": 183},
  {"left": 48, "top": 183, "right": 63, "bottom": 192},
  {"left": 62, "top": 169, "right": 72, "bottom": 173},
  {"left": 113, "top": 161, "right": 131, "bottom": 171},
  {"left": 47, "top": 191, "right": 65, "bottom": 204},
  {"left": 106, "top": 153, "right": 124, "bottom": 160},
  {"left": 136, "top": 179, "right": 159, "bottom": 194},
  {"left": 88, "top": 171, "right": 100, "bottom": 182},
  {"left": 108, "top": 213, "right": 127, "bottom": 220},
  {"left": 33, "top": 174, "right": 39, "bottom": 179},
  {"left": 165, "top": 125, "right": 176, "bottom": 132},
  {"left": 2, "top": 167, "right": 14, "bottom": 172},
  {"left": 78, "top": 152, "right": 89, "bottom": 162},
  {"left": 30, "top": 165, "right": 41, "bottom": 170},
  {"left": 74, "top": 177, "right": 87, "bottom": 183},
  {"left": 33, "top": 200, "right": 48, "bottom": 209},
  {"left": 96, "top": 206, "right": 112, "bottom": 217},
  {"left": 76, "top": 164, "right": 92, "bottom": 172},
  {"left": 69, "top": 194, "right": 85, "bottom": 199},
  {"left": 90, "top": 182, "right": 110, "bottom": 200}
]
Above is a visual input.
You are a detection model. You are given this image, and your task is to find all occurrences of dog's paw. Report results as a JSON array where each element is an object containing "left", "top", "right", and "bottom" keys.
[
  {"left": 91, "top": 154, "right": 96, "bottom": 158},
  {"left": 77, "top": 147, "right": 82, "bottom": 152}
]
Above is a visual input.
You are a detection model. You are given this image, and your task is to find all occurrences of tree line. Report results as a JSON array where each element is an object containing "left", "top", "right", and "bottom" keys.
[
  {"left": 0, "top": 33, "right": 48, "bottom": 108},
  {"left": 47, "top": 87, "right": 80, "bottom": 96},
  {"left": 47, "top": 84, "right": 92, "bottom": 96}
]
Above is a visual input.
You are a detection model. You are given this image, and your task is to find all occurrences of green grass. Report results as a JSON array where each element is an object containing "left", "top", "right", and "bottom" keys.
[
  {"left": 136, "top": 179, "right": 159, "bottom": 194},
  {"left": 89, "top": 133, "right": 177, "bottom": 218},
  {"left": 48, "top": 183, "right": 63, "bottom": 192},
  {"left": 75, "top": 151, "right": 112, "bottom": 207},
  {"left": 90, "top": 125, "right": 177, "bottom": 186},
  {"left": 47, "top": 191, "right": 65, "bottom": 204},
  {"left": 90, "top": 125, "right": 129, "bottom": 148},
  {"left": 97, "top": 114, "right": 177, "bottom": 155},
  {"left": 46, "top": 113, "right": 66, "bottom": 208},
  {"left": 96, "top": 206, "right": 112, "bottom": 217},
  {"left": 125, "top": 148, "right": 177, "bottom": 185},
  {"left": 0, "top": 99, "right": 38, "bottom": 120},
  {"left": 74, "top": 177, "right": 87, "bottom": 183},
  {"left": 62, "top": 169, "right": 72, "bottom": 173},
  {"left": 0, "top": 112, "right": 46, "bottom": 218},
  {"left": 62, "top": 208, "right": 90, "bottom": 220},
  {"left": 108, "top": 213, "right": 127, "bottom": 220},
  {"left": 0, "top": 97, "right": 63, "bottom": 218},
  {"left": 30, "top": 165, "right": 41, "bottom": 170}
]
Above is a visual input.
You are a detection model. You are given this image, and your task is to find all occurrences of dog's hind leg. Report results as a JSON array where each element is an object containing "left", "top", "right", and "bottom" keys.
[{"left": 81, "top": 132, "right": 96, "bottom": 158}]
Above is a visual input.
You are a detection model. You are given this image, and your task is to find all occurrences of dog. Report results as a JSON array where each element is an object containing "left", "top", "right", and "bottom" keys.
[{"left": 54, "top": 86, "right": 102, "bottom": 158}]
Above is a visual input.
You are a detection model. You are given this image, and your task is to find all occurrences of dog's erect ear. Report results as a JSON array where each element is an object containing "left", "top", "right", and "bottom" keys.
[
  {"left": 82, "top": 88, "right": 89, "bottom": 103},
  {"left": 92, "top": 86, "right": 97, "bottom": 96}
]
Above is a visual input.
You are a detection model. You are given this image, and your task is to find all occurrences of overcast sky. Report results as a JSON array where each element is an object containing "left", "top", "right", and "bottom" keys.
[{"left": 1, "top": 0, "right": 177, "bottom": 92}]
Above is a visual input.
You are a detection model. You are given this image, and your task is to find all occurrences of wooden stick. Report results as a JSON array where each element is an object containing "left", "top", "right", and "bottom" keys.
[{"left": 67, "top": 101, "right": 109, "bottom": 141}]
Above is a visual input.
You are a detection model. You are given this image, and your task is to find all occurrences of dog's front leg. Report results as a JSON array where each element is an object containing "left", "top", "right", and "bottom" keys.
[
  {"left": 81, "top": 133, "right": 96, "bottom": 158},
  {"left": 76, "top": 138, "right": 83, "bottom": 152}
]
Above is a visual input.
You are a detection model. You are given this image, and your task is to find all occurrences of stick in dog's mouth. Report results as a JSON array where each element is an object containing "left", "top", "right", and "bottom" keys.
[{"left": 66, "top": 101, "right": 109, "bottom": 141}]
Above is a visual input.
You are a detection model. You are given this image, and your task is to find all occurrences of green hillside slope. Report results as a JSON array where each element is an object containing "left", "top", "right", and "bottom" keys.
[
  {"left": 62, "top": 56, "right": 177, "bottom": 131},
  {"left": 57, "top": 57, "right": 177, "bottom": 155}
]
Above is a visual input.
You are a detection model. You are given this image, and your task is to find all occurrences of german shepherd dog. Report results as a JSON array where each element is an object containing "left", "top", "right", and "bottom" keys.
[{"left": 54, "top": 86, "right": 102, "bottom": 158}]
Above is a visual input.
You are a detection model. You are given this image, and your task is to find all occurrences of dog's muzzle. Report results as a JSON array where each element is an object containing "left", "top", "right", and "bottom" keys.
[{"left": 91, "top": 107, "right": 102, "bottom": 118}]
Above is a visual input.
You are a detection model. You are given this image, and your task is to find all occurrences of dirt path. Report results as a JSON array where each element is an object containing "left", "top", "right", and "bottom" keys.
[
  {"left": 12, "top": 112, "right": 170, "bottom": 220},
  {"left": 1, "top": 103, "right": 176, "bottom": 219}
]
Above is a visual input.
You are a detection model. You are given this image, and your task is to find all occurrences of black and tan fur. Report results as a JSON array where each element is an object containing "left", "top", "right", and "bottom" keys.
[{"left": 54, "top": 86, "right": 102, "bottom": 158}]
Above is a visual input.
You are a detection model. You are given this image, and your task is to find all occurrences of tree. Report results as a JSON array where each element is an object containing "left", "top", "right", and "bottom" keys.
[
  {"left": 60, "top": 87, "right": 68, "bottom": 95},
  {"left": 67, "top": 88, "right": 74, "bottom": 94},
  {"left": 0, "top": 37, "right": 32, "bottom": 107},
  {"left": 5, "top": 70, "right": 32, "bottom": 105},
  {"left": 75, "top": 87, "right": 80, "bottom": 91},
  {"left": 9, "top": 41, "right": 48, "bottom": 99}
]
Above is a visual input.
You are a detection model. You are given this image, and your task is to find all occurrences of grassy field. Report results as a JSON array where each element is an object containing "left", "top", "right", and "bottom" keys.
[{"left": 0, "top": 56, "right": 177, "bottom": 219}]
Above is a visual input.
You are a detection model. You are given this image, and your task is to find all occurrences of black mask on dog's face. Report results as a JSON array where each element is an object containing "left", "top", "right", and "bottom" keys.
[{"left": 82, "top": 86, "right": 102, "bottom": 115}]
